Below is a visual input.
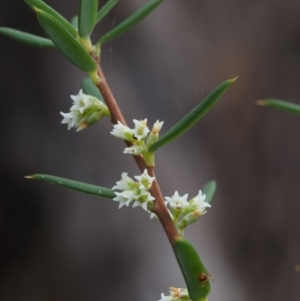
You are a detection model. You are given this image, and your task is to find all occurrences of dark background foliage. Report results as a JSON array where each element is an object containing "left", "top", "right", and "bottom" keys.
[{"left": 1, "top": 0, "right": 300, "bottom": 300}]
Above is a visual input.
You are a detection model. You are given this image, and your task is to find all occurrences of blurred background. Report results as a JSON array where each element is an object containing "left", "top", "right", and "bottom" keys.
[{"left": 1, "top": 0, "right": 300, "bottom": 300}]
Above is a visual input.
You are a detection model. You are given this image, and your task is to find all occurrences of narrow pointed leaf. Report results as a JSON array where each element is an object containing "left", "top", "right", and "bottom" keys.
[
  {"left": 201, "top": 181, "right": 216, "bottom": 204},
  {"left": 0, "top": 27, "right": 55, "bottom": 48},
  {"left": 98, "top": 0, "right": 164, "bottom": 44},
  {"left": 149, "top": 77, "right": 237, "bottom": 153},
  {"left": 36, "top": 9, "right": 97, "bottom": 72},
  {"left": 78, "top": 0, "right": 98, "bottom": 38},
  {"left": 96, "top": 0, "right": 120, "bottom": 24},
  {"left": 25, "top": 0, "right": 77, "bottom": 38},
  {"left": 82, "top": 77, "right": 104, "bottom": 101},
  {"left": 173, "top": 238, "right": 211, "bottom": 301},
  {"left": 257, "top": 99, "right": 300, "bottom": 115},
  {"left": 27, "top": 174, "right": 116, "bottom": 199}
]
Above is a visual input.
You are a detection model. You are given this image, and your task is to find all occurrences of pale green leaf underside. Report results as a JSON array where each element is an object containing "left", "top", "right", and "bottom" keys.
[
  {"left": 28, "top": 174, "right": 116, "bottom": 199},
  {"left": 36, "top": 9, "right": 97, "bottom": 72},
  {"left": 201, "top": 181, "right": 216, "bottom": 204},
  {"left": 82, "top": 77, "right": 104, "bottom": 102},
  {"left": 71, "top": 16, "right": 79, "bottom": 29},
  {"left": 149, "top": 78, "right": 237, "bottom": 153},
  {"left": 98, "top": 0, "right": 164, "bottom": 44},
  {"left": 0, "top": 27, "right": 55, "bottom": 48},
  {"left": 257, "top": 98, "right": 300, "bottom": 115}
]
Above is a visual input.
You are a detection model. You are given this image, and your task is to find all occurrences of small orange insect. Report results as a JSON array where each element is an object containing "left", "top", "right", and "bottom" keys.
[{"left": 197, "top": 272, "right": 214, "bottom": 287}]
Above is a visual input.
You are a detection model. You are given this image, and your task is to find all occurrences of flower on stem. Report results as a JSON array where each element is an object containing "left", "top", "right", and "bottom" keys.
[
  {"left": 135, "top": 169, "right": 155, "bottom": 190},
  {"left": 164, "top": 190, "right": 211, "bottom": 232},
  {"left": 110, "top": 119, "right": 164, "bottom": 166},
  {"left": 112, "top": 172, "right": 136, "bottom": 191},
  {"left": 123, "top": 144, "right": 144, "bottom": 155},
  {"left": 132, "top": 119, "right": 150, "bottom": 141},
  {"left": 188, "top": 190, "right": 211, "bottom": 215},
  {"left": 61, "top": 89, "right": 110, "bottom": 131},
  {"left": 132, "top": 189, "right": 155, "bottom": 211},
  {"left": 165, "top": 191, "right": 189, "bottom": 212},
  {"left": 69, "top": 89, "right": 92, "bottom": 113},
  {"left": 110, "top": 121, "right": 135, "bottom": 142},
  {"left": 152, "top": 120, "right": 164, "bottom": 134},
  {"left": 112, "top": 169, "right": 155, "bottom": 212},
  {"left": 147, "top": 120, "right": 164, "bottom": 146},
  {"left": 158, "top": 288, "right": 191, "bottom": 301}
]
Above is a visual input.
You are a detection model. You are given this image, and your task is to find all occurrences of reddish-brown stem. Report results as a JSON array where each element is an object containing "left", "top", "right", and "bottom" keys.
[
  {"left": 95, "top": 64, "right": 146, "bottom": 171},
  {"left": 148, "top": 167, "right": 179, "bottom": 244},
  {"left": 95, "top": 62, "right": 179, "bottom": 245}
]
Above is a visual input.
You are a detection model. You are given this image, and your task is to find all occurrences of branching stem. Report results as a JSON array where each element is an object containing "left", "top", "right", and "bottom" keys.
[{"left": 95, "top": 61, "right": 179, "bottom": 245}]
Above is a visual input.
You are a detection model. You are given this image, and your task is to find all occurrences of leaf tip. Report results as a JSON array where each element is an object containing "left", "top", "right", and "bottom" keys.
[
  {"left": 24, "top": 175, "right": 34, "bottom": 179},
  {"left": 33, "top": 6, "right": 41, "bottom": 14},
  {"left": 210, "top": 180, "right": 217, "bottom": 187},
  {"left": 256, "top": 100, "right": 267, "bottom": 106},
  {"left": 229, "top": 76, "right": 239, "bottom": 83}
]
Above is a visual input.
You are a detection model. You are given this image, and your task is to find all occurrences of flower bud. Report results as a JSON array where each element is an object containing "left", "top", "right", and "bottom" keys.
[{"left": 147, "top": 120, "right": 164, "bottom": 146}]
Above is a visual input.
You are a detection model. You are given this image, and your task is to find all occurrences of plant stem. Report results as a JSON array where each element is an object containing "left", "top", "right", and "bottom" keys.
[
  {"left": 148, "top": 167, "right": 179, "bottom": 244},
  {"left": 95, "top": 62, "right": 179, "bottom": 245}
]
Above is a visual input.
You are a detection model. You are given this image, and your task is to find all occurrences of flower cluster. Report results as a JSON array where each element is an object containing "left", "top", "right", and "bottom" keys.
[
  {"left": 158, "top": 288, "right": 191, "bottom": 301},
  {"left": 110, "top": 119, "right": 164, "bottom": 156},
  {"left": 61, "top": 89, "right": 110, "bottom": 131},
  {"left": 112, "top": 169, "right": 155, "bottom": 212},
  {"left": 164, "top": 190, "right": 211, "bottom": 232}
]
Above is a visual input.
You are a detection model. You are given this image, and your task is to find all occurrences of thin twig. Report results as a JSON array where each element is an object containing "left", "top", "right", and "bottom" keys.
[
  {"left": 95, "top": 62, "right": 179, "bottom": 245},
  {"left": 148, "top": 167, "right": 179, "bottom": 244}
]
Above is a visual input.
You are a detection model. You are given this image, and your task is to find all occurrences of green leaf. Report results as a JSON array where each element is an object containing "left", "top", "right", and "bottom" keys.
[
  {"left": 82, "top": 77, "right": 104, "bottom": 101},
  {"left": 0, "top": 27, "right": 55, "bottom": 48},
  {"left": 78, "top": 0, "right": 98, "bottom": 38},
  {"left": 26, "top": 174, "right": 116, "bottom": 199},
  {"left": 96, "top": 0, "right": 120, "bottom": 24},
  {"left": 36, "top": 9, "right": 97, "bottom": 73},
  {"left": 173, "top": 238, "right": 211, "bottom": 301},
  {"left": 257, "top": 99, "right": 300, "bottom": 115},
  {"left": 24, "top": 0, "right": 77, "bottom": 38},
  {"left": 149, "top": 77, "right": 237, "bottom": 153},
  {"left": 201, "top": 181, "right": 216, "bottom": 204},
  {"left": 98, "top": 0, "right": 164, "bottom": 44}
]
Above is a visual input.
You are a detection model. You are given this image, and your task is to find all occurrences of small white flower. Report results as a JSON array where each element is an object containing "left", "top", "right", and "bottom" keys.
[
  {"left": 123, "top": 145, "right": 144, "bottom": 155},
  {"left": 113, "top": 191, "right": 134, "bottom": 208},
  {"left": 134, "top": 169, "right": 155, "bottom": 190},
  {"left": 60, "top": 111, "right": 80, "bottom": 130},
  {"left": 189, "top": 190, "right": 211, "bottom": 214},
  {"left": 70, "top": 89, "right": 92, "bottom": 113},
  {"left": 132, "top": 119, "right": 150, "bottom": 141},
  {"left": 61, "top": 90, "right": 110, "bottom": 131},
  {"left": 112, "top": 171, "right": 156, "bottom": 212},
  {"left": 110, "top": 121, "right": 134, "bottom": 141},
  {"left": 165, "top": 191, "right": 189, "bottom": 211},
  {"left": 132, "top": 190, "right": 155, "bottom": 211},
  {"left": 112, "top": 172, "right": 136, "bottom": 191}
]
